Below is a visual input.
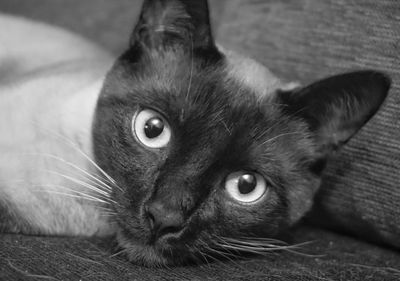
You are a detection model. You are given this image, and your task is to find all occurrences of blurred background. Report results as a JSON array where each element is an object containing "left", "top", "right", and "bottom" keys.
[{"left": 0, "top": 0, "right": 227, "bottom": 55}]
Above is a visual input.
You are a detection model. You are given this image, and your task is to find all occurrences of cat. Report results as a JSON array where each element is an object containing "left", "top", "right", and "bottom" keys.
[{"left": 0, "top": 0, "right": 390, "bottom": 266}]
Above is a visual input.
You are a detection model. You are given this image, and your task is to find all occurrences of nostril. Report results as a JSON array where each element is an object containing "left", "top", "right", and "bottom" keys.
[
  {"left": 157, "top": 225, "right": 182, "bottom": 238},
  {"left": 146, "top": 201, "right": 184, "bottom": 239}
]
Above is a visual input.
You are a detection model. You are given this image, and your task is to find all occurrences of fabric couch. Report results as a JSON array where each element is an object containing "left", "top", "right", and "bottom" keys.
[{"left": 1, "top": 0, "right": 399, "bottom": 280}]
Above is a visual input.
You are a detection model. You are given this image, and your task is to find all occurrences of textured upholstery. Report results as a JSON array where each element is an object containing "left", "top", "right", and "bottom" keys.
[
  {"left": 1, "top": 0, "right": 400, "bottom": 280},
  {"left": 2, "top": 226, "right": 400, "bottom": 280},
  {"left": 218, "top": 0, "right": 400, "bottom": 248}
]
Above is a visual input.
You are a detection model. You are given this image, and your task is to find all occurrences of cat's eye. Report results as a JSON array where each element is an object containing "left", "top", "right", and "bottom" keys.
[
  {"left": 225, "top": 172, "right": 267, "bottom": 203},
  {"left": 133, "top": 109, "right": 171, "bottom": 148}
]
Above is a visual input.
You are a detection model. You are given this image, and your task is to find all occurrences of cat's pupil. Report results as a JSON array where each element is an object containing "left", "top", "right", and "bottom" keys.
[
  {"left": 144, "top": 117, "right": 164, "bottom": 138},
  {"left": 238, "top": 174, "right": 257, "bottom": 194}
]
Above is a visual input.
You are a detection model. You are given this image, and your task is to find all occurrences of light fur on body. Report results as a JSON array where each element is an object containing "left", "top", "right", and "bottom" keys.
[{"left": 0, "top": 14, "right": 114, "bottom": 235}]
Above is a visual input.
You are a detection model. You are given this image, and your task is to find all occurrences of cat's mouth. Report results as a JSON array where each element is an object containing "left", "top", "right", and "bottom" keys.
[{"left": 115, "top": 229, "right": 192, "bottom": 266}]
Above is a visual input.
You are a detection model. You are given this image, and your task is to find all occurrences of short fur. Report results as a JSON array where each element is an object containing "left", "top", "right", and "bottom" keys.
[{"left": 0, "top": 0, "right": 390, "bottom": 266}]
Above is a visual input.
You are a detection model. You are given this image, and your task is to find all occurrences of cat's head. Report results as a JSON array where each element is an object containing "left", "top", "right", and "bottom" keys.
[{"left": 93, "top": 0, "right": 390, "bottom": 266}]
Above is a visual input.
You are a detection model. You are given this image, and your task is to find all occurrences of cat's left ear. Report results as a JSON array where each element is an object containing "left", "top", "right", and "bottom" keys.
[
  {"left": 131, "top": 0, "right": 215, "bottom": 50},
  {"left": 277, "top": 71, "right": 391, "bottom": 159}
]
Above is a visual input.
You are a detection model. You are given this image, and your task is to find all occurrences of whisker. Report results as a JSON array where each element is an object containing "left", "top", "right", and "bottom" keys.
[
  {"left": 34, "top": 183, "right": 117, "bottom": 205},
  {"left": 201, "top": 240, "right": 239, "bottom": 262},
  {"left": 192, "top": 246, "right": 211, "bottom": 267},
  {"left": 96, "top": 205, "right": 116, "bottom": 213},
  {"left": 223, "top": 236, "right": 288, "bottom": 245},
  {"left": 33, "top": 184, "right": 108, "bottom": 203},
  {"left": 34, "top": 190, "right": 109, "bottom": 204},
  {"left": 235, "top": 236, "right": 288, "bottom": 243},
  {"left": 204, "top": 246, "right": 238, "bottom": 265},
  {"left": 261, "top": 132, "right": 304, "bottom": 146},
  {"left": 200, "top": 251, "right": 223, "bottom": 266},
  {"left": 223, "top": 240, "right": 286, "bottom": 249},
  {"left": 217, "top": 243, "right": 277, "bottom": 257},
  {"left": 222, "top": 237, "right": 309, "bottom": 249},
  {"left": 220, "top": 242, "right": 288, "bottom": 252},
  {"left": 185, "top": 34, "right": 194, "bottom": 102},
  {"left": 199, "top": 236, "right": 294, "bottom": 278},
  {"left": 221, "top": 237, "right": 292, "bottom": 249},
  {"left": 41, "top": 169, "right": 111, "bottom": 198},
  {"left": 109, "top": 249, "right": 127, "bottom": 258},
  {"left": 99, "top": 212, "right": 116, "bottom": 218},
  {"left": 217, "top": 236, "right": 319, "bottom": 257},
  {"left": 24, "top": 152, "right": 115, "bottom": 191},
  {"left": 221, "top": 120, "right": 232, "bottom": 135},
  {"left": 201, "top": 239, "right": 262, "bottom": 275},
  {"left": 89, "top": 206, "right": 116, "bottom": 218},
  {"left": 30, "top": 122, "right": 123, "bottom": 192}
]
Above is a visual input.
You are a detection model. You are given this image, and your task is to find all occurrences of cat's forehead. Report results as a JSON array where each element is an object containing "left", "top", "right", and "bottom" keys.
[
  {"left": 145, "top": 47, "right": 291, "bottom": 98},
  {"left": 111, "top": 47, "right": 293, "bottom": 129},
  {"left": 141, "top": 50, "right": 271, "bottom": 118},
  {"left": 142, "top": 46, "right": 300, "bottom": 106}
]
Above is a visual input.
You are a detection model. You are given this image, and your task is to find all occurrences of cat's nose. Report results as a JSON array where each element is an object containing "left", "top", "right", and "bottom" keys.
[{"left": 146, "top": 200, "right": 184, "bottom": 239}]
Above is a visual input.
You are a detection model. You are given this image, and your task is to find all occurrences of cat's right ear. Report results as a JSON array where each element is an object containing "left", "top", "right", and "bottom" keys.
[
  {"left": 131, "top": 0, "right": 216, "bottom": 51},
  {"left": 277, "top": 71, "right": 391, "bottom": 160},
  {"left": 275, "top": 71, "right": 390, "bottom": 223}
]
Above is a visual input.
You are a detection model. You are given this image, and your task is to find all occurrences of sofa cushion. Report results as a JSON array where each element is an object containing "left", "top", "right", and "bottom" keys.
[{"left": 1, "top": 226, "right": 400, "bottom": 280}]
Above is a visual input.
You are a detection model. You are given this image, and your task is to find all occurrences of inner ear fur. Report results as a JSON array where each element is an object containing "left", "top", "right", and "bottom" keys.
[
  {"left": 277, "top": 70, "right": 391, "bottom": 158},
  {"left": 131, "top": 0, "right": 215, "bottom": 50}
]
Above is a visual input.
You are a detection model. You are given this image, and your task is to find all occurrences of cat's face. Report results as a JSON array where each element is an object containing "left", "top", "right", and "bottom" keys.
[{"left": 93, "top": 0, "right": 390, "bottom": 266}]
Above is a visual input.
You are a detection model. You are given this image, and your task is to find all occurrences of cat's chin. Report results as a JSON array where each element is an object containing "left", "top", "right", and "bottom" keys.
[{"left": 116, "top": 229, "right": 188, "bottom": 267}]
